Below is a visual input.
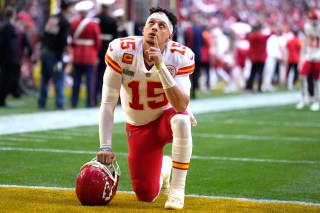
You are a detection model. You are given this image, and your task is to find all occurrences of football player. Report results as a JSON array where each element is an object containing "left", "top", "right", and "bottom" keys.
[
  {"left": 296, "top": 9, "right": 320, "bottom": 111},
  {"left": 96, "top": 7, "right": 196, "bottom": 210}
]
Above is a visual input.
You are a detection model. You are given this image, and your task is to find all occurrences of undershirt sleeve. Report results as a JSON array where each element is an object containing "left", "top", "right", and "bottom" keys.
[{"left": 99, "top": 67, "right": 121, "bottom": 148}]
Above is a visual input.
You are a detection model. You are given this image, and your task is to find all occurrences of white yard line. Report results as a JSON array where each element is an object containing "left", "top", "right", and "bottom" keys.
[
  {"left": 218, "top": 119, "right": 320, "bottom": 127},
  {"left": 193, "top": 133, "right": 319, "bottom": 142},
  {"left": 0, "top": 91, "right": 300, "bottom": 135},
  {"left": 1, "top": 147, "right": 319, "bottom": 164}
]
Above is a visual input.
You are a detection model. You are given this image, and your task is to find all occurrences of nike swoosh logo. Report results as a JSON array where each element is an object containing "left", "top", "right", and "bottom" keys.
[
  {"left": 190, "top": 55, "right": 194, "bottom": 60},
  {"left": 110, "top": 45, "right": 113, "bottom": 51}
]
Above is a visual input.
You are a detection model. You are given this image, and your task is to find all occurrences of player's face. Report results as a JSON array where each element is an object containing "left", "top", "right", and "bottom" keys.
[{"left": 143, "top": 18, "right": 173, "bottom": 47}]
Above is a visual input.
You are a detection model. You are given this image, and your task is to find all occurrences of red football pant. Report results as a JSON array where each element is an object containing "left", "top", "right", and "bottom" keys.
[{"left": 126, "top": 108, "right": 187, "bottom": 202}]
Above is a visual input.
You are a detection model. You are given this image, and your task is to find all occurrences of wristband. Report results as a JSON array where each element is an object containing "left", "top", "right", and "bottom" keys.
[
  {"left": 100, "top": 146, "right": 112, "bottom": 151},
  {"left": 155, "top": 62, "right": 164, "bottom": 70},
  {"left": 157, "top": 63, "right": 176, "bottom": 89}
]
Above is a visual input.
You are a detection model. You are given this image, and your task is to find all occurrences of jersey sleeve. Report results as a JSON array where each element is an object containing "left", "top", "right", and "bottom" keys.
[
  {"left": 104, "top": 38, "right": 123, "bottom": 75},
  {"left": 167, "top": 41, "right": 194, "bottom": 95},
  {"left": 173, "top": 43, "right": 195, "bottom": 76}
]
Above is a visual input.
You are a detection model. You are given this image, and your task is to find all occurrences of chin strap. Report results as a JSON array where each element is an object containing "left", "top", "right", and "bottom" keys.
[{"left": 81, "top": 158, "right": 121, "bottom": 181}]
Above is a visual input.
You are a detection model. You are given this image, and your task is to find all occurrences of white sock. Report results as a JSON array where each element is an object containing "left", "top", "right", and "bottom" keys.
[
  {"left": 170, "top": 114, "right": 192, "bottom": 196},
  {"left": 159, "top": 156, "right": 172, "bottom": 189}
]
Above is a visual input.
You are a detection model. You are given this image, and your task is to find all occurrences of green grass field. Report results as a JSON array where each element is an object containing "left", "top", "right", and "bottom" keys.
[{"left": 1, "top": 94, "right": 319, "bottom": 207}]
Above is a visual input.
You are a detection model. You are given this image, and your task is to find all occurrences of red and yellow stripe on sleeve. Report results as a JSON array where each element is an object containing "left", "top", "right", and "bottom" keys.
[
  {"left": 176, "top": 64, "right": 195, "bottom": 76},
  {"left": 172, "top": 160, "right": 189, "bottom": 170},
  {"left": 105, "top": 53, "right": 122, "bottom": 74}
]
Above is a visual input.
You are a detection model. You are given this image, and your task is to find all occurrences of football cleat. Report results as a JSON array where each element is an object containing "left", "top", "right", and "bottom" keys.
[
  {"left": 296, "top": 101, "right": 307, "bottom": 110},
  {"left": 164, "top": 194, "right": 184, "bottom": 210},
  {"left": 76, "top": 158, "right": 120, "bottom": 206},
  {"left": 310, "top": 102, "right": 320, "bottom": 111}
]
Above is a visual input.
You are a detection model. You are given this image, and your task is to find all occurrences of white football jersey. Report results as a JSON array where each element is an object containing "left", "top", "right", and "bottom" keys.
[
  {"left": 105, "top": 36, "right": 195, "bottom": 125},
  {"left": 303, "top": 22, "right": 320, "bottom": 61}
]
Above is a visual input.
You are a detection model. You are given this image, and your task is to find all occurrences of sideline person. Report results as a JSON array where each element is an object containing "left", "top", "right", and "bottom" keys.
[
  {"left": 296, "top": 9, "right": 320, "bottom": 111},
  {"left": 93, "top": 0, "right": 118, "bottom": 106},
  {"left": 70, "top": 0, "right": 101, "bottom": 108},
  {"left": 0, "top": 6, "right": 33, "bottom": 107},
  {"left": 37, "top": 0, "right": 73, "bottom": 110},
  {"left": 96, "top": 7, "right": 197, "bottom": 210}
]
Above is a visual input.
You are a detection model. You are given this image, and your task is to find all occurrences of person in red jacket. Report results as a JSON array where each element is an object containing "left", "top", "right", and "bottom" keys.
[
  {"left": 285, "top": 29, "right": 302, "bottom": 90},
  {"left": 70, "top": 0, "right": 101, "bottom": 108},
  {"left": 245, "top": 23, "right": 272, "bottom": 92}
]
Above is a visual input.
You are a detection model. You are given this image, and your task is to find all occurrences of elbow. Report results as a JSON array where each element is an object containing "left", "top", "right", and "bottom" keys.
[
  {"left": 173, "top": 101, "right": 189, "bottom": 113},
  {"left": 167, "top": 89, "right": 190, "bottom": 112},
  {"left": 174, "top": 106, "right": 187, "bottom": 113}
]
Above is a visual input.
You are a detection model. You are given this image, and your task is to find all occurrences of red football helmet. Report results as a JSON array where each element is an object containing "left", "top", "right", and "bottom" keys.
[{"left": 75, "top": 158, "right": 121, "bottom": 205}]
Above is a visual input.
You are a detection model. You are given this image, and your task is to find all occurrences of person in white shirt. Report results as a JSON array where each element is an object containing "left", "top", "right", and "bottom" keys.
[{"left": 263, "top": 28, "right": 285, "bottom": 92}]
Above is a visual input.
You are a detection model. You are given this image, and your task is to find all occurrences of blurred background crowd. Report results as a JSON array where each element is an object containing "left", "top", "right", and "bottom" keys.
[{"left": 0, "top": 0, "right": 319, "bottom": 110}]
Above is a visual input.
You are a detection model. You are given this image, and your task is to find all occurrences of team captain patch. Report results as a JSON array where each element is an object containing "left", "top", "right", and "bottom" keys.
[{"left": 122, "top": 53, "right": 134, "bottom": 64}]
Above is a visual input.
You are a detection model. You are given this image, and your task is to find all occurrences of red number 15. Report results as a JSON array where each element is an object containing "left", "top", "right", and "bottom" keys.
[{"left": 128, "top": 81, "right": 168, "bottom": 110}]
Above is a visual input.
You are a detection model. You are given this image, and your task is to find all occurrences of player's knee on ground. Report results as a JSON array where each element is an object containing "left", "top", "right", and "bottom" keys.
[
  {"left": 132, "top": 179, "right": 159, "bottom": 202},
  {"left": 171, "top": 114, "right": 191, "bottom": 139}
]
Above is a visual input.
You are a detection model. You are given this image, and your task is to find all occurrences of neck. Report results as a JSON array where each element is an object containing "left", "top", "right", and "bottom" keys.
[{"left": 143, "top": 50, "right": 152, "bottom": 63}]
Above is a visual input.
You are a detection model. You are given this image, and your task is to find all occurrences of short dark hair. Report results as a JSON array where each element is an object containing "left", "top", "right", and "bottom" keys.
[
  {"left": 60, "top": 0, "right": 74, "bottom": 10},
  {"left": 291, "top": 27, "right": 299, "bottom": 36},
  {"left": 4, "top": 6, "right": 15, "bottom": 19},
  {"left": 252, "top": 23, "right": 262, "bottom": 32},
  {"left": 149, "top": 7, "right": 178, "bottom": 34}
]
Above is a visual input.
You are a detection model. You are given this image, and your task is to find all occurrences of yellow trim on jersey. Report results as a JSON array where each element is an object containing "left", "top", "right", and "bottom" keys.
[
  {"left": 172, "top": 161, "right": 189, "bottom": 170},
  {"left": 177, "top": 64, "right": 195, "bottom": 75},
  {"left": 105, "top": 54, "right": 122, "bottom": 74}
]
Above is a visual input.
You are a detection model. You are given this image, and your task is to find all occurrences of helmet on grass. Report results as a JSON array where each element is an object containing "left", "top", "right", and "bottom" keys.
[{"left": 75, "top": 158, "right": 120, "bottom": 205}]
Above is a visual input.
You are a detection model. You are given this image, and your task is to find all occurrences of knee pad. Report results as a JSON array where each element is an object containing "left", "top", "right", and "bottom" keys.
[
  {"left": 132, "top": 179, "right": 159, "bottom": 202},
  {"left": 170, "top": 114, "right": 191, "bottom": 139}
]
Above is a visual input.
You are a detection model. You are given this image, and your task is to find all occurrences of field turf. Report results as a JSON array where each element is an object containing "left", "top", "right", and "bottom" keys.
[{"left": 0, "top": 92, "right": 319, "bottom": 212}]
